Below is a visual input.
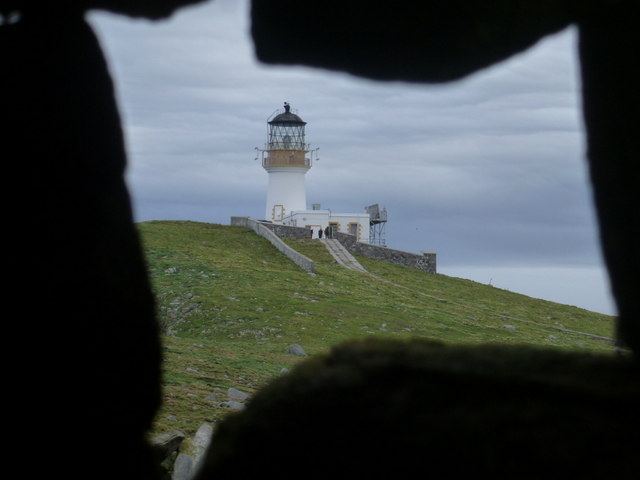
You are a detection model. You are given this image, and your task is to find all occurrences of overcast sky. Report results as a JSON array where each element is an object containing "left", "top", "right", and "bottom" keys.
[{"left": 87, "top": 0, "right": 615, "bottom": 316}]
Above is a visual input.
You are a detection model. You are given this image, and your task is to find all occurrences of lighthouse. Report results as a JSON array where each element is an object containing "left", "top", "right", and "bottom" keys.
[
  {"left": 255, "top": 103, "right": 370, "bottom": 242},
  {"left": 259, "top": 102, "right": 314, "bottom": 223}
]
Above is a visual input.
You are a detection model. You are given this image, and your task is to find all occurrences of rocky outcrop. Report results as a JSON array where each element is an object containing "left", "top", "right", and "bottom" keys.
[{"left": 152, "top": 386, "right": 254, "bottom": 479}]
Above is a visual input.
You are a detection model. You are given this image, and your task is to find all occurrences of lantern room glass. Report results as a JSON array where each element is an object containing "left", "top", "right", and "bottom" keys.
[{"left": 268, "top": 123, "right": 305, "bottom": 150}]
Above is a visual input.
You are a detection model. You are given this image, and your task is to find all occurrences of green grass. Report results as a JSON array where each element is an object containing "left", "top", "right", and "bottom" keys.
[{"left": 138, "top": 220, "right": 616, "bottom": 437}]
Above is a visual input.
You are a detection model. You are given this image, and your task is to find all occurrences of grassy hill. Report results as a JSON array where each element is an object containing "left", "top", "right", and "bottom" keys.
[{"left": 139, "top": 220, "right": 616, "bottom": 437}]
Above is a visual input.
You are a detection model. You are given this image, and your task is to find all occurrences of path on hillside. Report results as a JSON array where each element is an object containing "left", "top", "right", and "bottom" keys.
[
  {"left": 320, "top": 238, "right": 368, "bottom": 273},
  {"left": 327, "top": 252, "right": 616, "bottom": 345},
  {"left": 299, "top": 235, "right": 612, "bottom": 345},
  {"left": 366, "top": 270, "right": 614, "bottom": 344}
]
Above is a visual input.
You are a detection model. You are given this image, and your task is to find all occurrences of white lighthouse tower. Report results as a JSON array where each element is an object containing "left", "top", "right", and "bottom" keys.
[{"left": 258, "top": 103, "right": 315, "bottom": 223}]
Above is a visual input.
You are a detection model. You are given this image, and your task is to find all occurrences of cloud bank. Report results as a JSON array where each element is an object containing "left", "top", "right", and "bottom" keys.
[{"left": 88, "top": 0, "right": 615, "bottom": 315}]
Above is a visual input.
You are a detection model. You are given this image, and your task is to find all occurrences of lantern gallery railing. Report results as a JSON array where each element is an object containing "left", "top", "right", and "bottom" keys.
[{"left": 267, "top": 141, "right": 311, "bottom": 150}]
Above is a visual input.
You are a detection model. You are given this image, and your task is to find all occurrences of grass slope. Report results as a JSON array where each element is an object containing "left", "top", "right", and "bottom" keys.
[{"left": 138, "top": 220, "right": 616, "bottom": 437}]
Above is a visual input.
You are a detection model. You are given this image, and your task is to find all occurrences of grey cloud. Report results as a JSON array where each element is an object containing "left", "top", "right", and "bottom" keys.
[{"left": 89, "top": 2, "right": 614, "bottom": 315}]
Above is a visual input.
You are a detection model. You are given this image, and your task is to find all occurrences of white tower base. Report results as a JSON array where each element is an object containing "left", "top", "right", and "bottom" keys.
[{"left": 265, "top": 166, "right": 308, "bottom": 222}]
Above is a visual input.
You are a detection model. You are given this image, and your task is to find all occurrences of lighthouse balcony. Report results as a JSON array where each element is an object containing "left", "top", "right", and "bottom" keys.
[{"left": 263, "top": 153, "right": 311, "bottom": 168}]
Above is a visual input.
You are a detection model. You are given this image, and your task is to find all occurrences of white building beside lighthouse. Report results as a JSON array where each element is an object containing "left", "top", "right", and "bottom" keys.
[{"left": 257, "top": 103, "right": 371, "bottom": 243}]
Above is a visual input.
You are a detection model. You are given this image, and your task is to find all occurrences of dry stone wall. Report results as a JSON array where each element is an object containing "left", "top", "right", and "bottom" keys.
[
  {"left": 333, "top": 231, "right": 436, "bottom": 274},
  {"left": 260, "top": 222, "right": 313, "bottom": 240}
]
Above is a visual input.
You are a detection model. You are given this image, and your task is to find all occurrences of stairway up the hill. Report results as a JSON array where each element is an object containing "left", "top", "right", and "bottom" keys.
[{"left": 320, "top": 238, "right": 367, "bottom": 273}]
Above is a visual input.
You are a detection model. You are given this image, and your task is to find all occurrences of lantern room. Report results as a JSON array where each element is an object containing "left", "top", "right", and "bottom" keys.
[{"left": 262, "top": 102, "right": 311, "bottom": 169}]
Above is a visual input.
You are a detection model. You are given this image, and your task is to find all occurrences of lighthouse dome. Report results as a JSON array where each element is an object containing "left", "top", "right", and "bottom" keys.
[{"left": 269, "top": 102, "right": 307, "bottom": 125}]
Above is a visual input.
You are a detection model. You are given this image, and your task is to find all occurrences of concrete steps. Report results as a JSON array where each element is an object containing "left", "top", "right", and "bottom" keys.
[{"left": 320, "top": 238, "right": 367, "bottom": 273}]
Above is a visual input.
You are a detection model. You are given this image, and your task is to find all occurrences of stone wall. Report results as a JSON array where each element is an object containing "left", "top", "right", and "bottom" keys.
[
  {"left": 260, "top": 222, "right": 313, "bottom": 240},
  {"left": 333, "top": 231, "right": 437, "bottom": 274},
  {"left": 230, "top": 217, "right": 315, "bottom": 273}
]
